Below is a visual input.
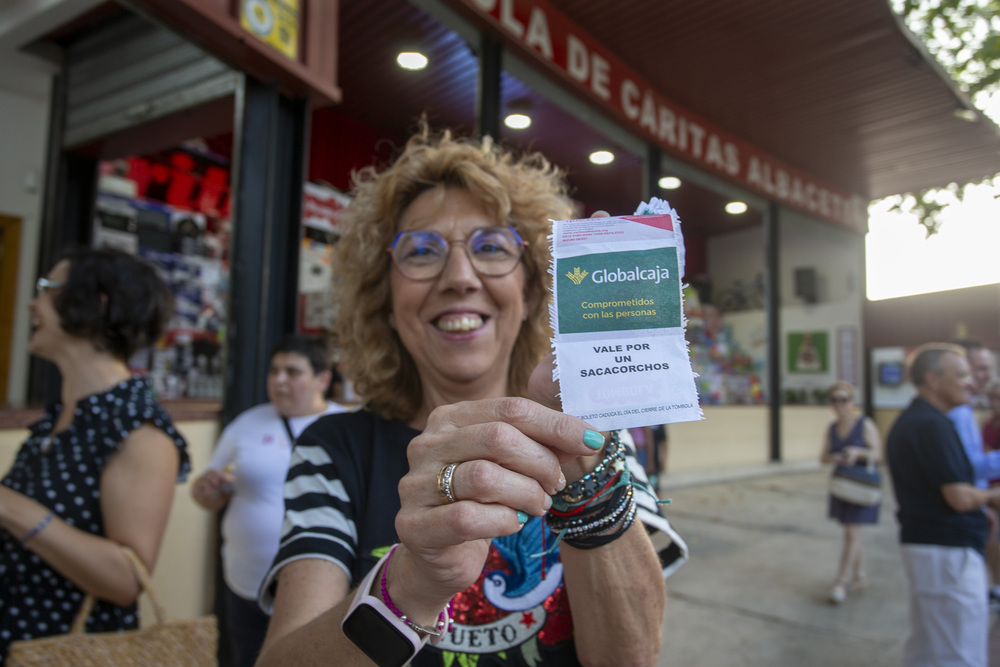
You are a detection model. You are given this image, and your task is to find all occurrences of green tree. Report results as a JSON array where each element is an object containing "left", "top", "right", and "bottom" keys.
[{"left": 888, "top": 0, "right": 1000, "bottom": 236}]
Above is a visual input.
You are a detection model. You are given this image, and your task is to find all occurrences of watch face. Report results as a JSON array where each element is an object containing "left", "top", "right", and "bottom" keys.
[{"left": 342, "top": 603, "right": 417, "bottom": 667}]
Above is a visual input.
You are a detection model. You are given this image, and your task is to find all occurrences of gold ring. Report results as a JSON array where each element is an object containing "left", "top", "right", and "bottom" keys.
[{"left": 436, "top": 462, "right": 459, "bottom": 504}]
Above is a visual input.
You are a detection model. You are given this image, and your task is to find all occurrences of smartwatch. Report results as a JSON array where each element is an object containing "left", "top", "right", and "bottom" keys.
[{"left": 341, "top": 551, "right": 427, "bottom": 667}]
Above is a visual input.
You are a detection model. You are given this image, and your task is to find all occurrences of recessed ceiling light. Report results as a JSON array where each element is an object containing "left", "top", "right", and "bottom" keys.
[
  {"left": 725, "top": 201, "right": 748, "bottom": 214},
  {"left": 504, "top": 97, "right": 533, "bottom": 130},
  {"left": 954, "top": 108, "right": 977, "bottom": 122},
  {"left": 396, "top": 51, "right": 428, "bottom": 71},
  {"left": 589, "top": 150, "right": 614, "bottom": 165},
  {"left": 658, "top": 176, "right": 682, "bottom": 190},
  {"left": 504, "top": 113, "right": 531, "bottom": 130}
]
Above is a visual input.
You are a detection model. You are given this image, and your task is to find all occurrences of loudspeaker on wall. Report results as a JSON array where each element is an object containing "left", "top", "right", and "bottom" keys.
[{"left": 794, "top": 267, "right": 818, "bottom": 303}]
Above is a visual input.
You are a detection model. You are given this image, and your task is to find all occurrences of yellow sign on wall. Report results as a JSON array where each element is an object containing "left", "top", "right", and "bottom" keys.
[{"left": 240, "top": 0, "right": 299, "bottom": 60}]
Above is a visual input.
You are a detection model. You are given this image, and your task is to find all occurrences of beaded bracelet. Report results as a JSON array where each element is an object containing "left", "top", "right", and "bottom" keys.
[
  {"left": 534, "top": 430, "right": 671, "bottom": 557},
  {"left": 557, "top": 432, "right": 626, "bottom": 504},
  {"left": 380, "top": 545, "right": 451, "bottom": 639},
  {"left": 558, "top": 485, "right": 637, "bottom": 546},
  {"left": 21, "top": 511, "right": 54, "bottom": 546},
  {"left": 555, "top": 487, "right": 635, "bottom": 536},
  {"left": 558, "top": 502, "right": 633, "bottom": 543},
  {"left": 546, "top": 471, "right": 632, "bottom": 543},
  {"left": 550, "top": 469, "right": 622, "bottom": 520},
  {"left": 564, "top": 498, "right": 638, "bottom": 550},
  {"left": 547, "top": 483, "right": 630, "bottom": 531}
]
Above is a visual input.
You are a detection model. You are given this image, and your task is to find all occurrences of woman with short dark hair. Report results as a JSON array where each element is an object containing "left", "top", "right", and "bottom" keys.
[
  {"left": 46, "top": 247, "right": 173, "bottom": 361},
  {"left": 0, "top": 247, "right": 190, "bottom": 660}
]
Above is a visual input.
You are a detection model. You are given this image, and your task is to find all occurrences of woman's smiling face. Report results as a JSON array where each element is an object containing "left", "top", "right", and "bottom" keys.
[{"left": 389, "top": 186, "right": 526, "bottom": 401}]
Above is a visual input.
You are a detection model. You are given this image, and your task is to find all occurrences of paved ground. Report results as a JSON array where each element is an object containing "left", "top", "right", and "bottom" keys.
[{"left": 654, "top": 464, "right": 1000, "bottom": 667}]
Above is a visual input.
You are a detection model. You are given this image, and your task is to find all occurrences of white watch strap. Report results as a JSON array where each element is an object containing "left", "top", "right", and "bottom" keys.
[{"left": 342, "top": 548, "right": 428, "bottom": 654}]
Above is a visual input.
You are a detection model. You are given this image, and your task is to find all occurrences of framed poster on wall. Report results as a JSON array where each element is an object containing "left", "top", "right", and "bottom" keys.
[{"left": 787, "top": 331, "right": 829, "bottom": 373}]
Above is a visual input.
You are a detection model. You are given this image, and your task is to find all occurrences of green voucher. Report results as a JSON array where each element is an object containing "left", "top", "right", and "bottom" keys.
[{"left": 556, "top": 247, "right": 681, "bottom": 334}]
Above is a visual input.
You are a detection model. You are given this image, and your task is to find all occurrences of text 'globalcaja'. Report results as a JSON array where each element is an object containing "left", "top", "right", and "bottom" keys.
[{"left": 590, "top": 266, "right": 671, "bottom": 284}]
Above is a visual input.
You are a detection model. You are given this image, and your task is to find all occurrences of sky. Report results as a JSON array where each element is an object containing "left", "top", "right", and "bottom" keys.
[{"left": 864, "top": 82, "right": 1000, "bottom": 301}]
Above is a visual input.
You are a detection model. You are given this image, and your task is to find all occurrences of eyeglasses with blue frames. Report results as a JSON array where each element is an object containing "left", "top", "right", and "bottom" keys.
[
  {"left": 35, "top": 277, "right": 65, "bottom": 298},
  {"left": 387, "top": 226, "right": 528, "bottom": 281}
]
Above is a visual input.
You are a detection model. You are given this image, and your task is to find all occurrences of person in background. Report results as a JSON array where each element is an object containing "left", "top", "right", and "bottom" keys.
[
  {"left": 649, "top": 424, "right": 669, "bottom": 491},
  {"left": 628, "top": 424, "right": 655, "bottom": 472},
  {"left": 947, "top": 340, "right": 1000, "bottom": 610},
  {"left": 981, "top": 379, "right": 1000, "bottom": 463},
  {"left": 628, "top": 425, "right": 666, "bottom": 492},
  {"left": 819, "top": 381, "right": 882, "bottom": 604},
  {"left": 327, "top": 365, "right": 347, "bottom": 404},
  {"left": 190, "top": 333, "right": 346, "bottom": 667},
  {"left": 887, "top": 343, "right": 1000, "bottom": 667},
  {"left": 960, "top": 340, "right": 995, "bottom": 409},
  {"left": 981, "top": 379, "right": 1000, "bottom": 607},
  {"left": 255, "top": 126, "right": 685, "bottom": 666},
  {"left": 0, "top": 247, "right": 189, "bottom": 661}
]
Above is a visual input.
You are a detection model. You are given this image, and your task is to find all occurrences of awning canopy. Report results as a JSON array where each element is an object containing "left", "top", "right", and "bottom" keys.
[
  {"left": 8, "top": 0, "right": 997, "bottom": 230},
  {"left": 331, "top": 0, "right": 1000, "bottom": 233},
  {"left": 543, "top": 0, "right": 1000, "bottom": 200}
]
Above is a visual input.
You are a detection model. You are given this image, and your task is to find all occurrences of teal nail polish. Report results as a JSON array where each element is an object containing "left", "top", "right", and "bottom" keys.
[
  {"left": 517, "top": 510, "right": 529, "bottom": 525},
  {"left": 583, "top": 429, "right": 605, "bottom": 450}
]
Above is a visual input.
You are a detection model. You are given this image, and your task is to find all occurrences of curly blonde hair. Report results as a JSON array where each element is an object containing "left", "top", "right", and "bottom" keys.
[{"left": 333, "top": 125, "right": 573, "bottom": 422}]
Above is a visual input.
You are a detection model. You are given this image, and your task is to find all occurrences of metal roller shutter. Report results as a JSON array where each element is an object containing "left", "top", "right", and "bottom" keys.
[{"left": 63, "top": 12, "right": 238, "bottom": 148}]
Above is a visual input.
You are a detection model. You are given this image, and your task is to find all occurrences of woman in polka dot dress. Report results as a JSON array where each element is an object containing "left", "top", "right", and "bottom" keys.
[{"left": 0, "top": 247, "right": 190, "bottom": 660}]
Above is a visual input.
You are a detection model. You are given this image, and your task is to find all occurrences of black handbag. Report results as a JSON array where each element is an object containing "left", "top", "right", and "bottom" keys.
[{"left": 830, "top": 462, "right": 882, "bottom": 507}]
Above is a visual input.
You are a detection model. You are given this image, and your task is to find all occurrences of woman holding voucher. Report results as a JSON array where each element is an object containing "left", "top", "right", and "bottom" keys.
[{"left": 256, "top": 125, "right": 685, "bottom": 666}]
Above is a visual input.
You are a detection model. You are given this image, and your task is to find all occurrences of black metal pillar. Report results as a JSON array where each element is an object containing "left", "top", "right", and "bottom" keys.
[
  {"left": 476, "top": 31, "right": 502, "bottom": 140},
  {"left": 860, "top": 237, "right": 874, "bottom": 418},
  {"left": 765, "top": 201, "right": 782, "bottom": 461},
  {"left": 644, "top": 145, "right": 661, "bottom": 204},
  {"left": 28, "top": 72, "right": 97, "bottom": 404},
  {"left": 223, "top": 75, "right": 308, "bottom": 425},
  {"left": 215, "top": 76, "right": 308, "bottom": 667}
]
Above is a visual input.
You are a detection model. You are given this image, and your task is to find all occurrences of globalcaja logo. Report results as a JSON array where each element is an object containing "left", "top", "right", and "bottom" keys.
[{"left": 556, "top": 247, "right": 680, "bottom": 334}]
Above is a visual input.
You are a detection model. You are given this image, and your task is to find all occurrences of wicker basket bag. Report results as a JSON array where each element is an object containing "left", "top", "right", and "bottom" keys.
[{"left": 8, "top": 547, "right": 217, "bottom": 666}]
